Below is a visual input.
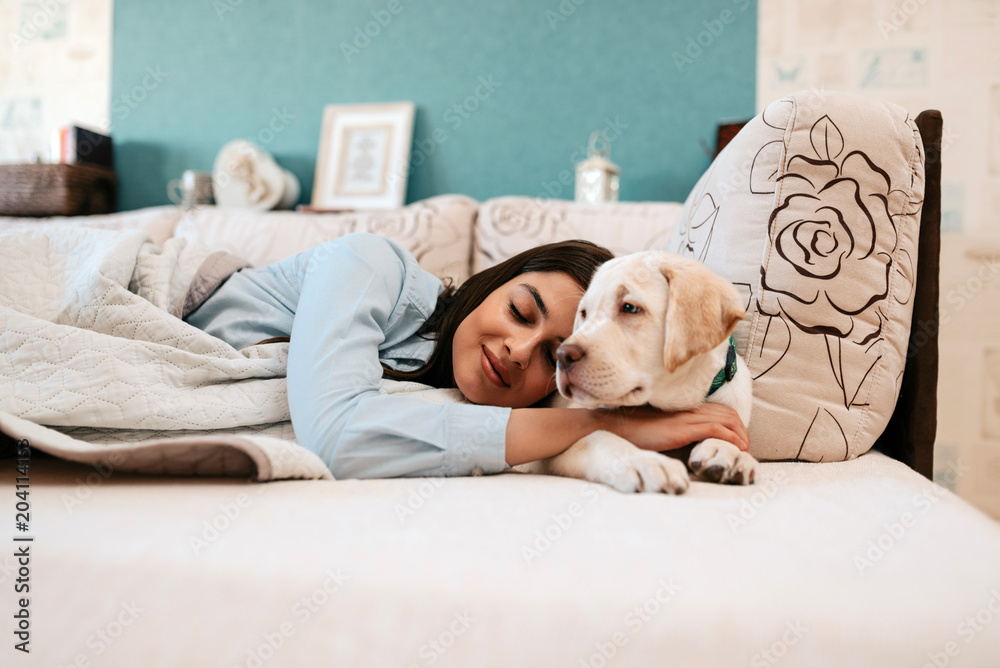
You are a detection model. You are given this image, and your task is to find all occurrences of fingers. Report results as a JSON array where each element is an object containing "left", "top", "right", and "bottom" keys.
[
  {"left": 659, "top": 408, "right": 749, "bottom": 452},
  {"left": 612, "top": 403, "right": 751, "bottom": 453},
  {"left": 667, "top": 421, "right": 746, "bottom": 452},
  {"left": 704, "top": 422, "right": 750, "bottom": 452},
  {"left": 689, "top": 404, "right": 750, "bottom": 451}
]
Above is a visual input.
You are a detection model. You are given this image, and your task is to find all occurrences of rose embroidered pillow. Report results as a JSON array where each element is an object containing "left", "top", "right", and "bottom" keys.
[{"left": 668, "top": 90, "right": 925, "bottom": 462}]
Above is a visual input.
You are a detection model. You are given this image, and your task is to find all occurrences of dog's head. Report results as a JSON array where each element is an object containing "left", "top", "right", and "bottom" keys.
[{"left": 555, "top": 251, "right": 744, "bottom": 407}]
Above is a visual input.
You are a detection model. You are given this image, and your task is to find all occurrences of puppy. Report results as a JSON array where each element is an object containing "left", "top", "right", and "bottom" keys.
[{"left": 514, "top": 251, "right": 757, "bottom": 494}]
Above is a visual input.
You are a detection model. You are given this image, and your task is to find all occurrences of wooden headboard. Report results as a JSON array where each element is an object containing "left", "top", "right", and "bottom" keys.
[{"left": 874, "top": 110, "right": 942, "bottom": 479}]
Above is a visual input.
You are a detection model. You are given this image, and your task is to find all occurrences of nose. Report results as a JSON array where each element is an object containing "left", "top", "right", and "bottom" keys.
[
  {"left": 505, "top": 335, "right": 535, "bottom": 369},
  {"left": 556, "top": 343, "right": 585, "bottom": 369}
]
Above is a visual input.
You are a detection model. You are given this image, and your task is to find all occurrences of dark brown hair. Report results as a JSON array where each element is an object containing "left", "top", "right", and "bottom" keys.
[{"left": 383, "top": 239, "right": 614, "bottom": 388}]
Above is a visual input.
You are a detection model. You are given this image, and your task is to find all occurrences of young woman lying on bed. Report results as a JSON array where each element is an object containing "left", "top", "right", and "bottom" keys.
[{"left": 183, "top": 233, "right": 749, "bottom": 479}]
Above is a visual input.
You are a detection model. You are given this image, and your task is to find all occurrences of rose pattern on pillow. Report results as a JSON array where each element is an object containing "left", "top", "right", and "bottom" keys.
[
  {"left": 476, "top": 201, "right": 568, "bottom": 266},
  {"left": 473, "top": 197, "right": 684, "bottom": 274},
  {"left": 669, "top": 93, "right": 924, "bottom": 463},
  {"left": 175, "top": 195, "right": 476, "bottom": 284},
  {"left": 762, "top": 117, "right": 917, "bottom": 341},
  {"left": 757, "top": 114, "right": 922, "bottom": 428}
]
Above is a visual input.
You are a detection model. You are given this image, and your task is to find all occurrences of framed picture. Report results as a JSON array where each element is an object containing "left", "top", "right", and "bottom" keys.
[{"left": 312, "top": 101, "right": 415, "bottom": 210}]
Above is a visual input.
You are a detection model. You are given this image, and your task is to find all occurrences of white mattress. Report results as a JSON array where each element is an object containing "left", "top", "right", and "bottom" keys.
[{"left": 7, "top": 450, "right": 1000, "bottom": 667}]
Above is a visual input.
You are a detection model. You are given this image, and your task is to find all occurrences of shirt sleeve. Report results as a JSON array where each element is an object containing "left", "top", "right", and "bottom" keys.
[{"left": 285, "top": 233, "right": 513, "bottom": 479}]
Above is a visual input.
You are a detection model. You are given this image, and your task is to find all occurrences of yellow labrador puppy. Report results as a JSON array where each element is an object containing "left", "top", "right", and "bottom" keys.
[{"left": 515, "top": 251, "right": 757, "bottom": 494}]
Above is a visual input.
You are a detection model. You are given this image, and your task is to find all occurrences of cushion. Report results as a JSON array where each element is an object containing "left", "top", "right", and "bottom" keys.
[
  {"left": 173, "top": 194, "right": 478, "bottom": 283},
  {"left": 667, "top": 90, "right": 926, "bottom": 462},
  {"left": 474, "top": 197, "right": 683, "bottom": 273},
  {"left": 0, "top": 205, "right": 182, "bottom": 247}
]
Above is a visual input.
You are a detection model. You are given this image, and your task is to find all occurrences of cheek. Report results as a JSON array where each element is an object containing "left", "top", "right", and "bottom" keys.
[
  {"left": 600, "top": 319, "right": 658, "bottom": 367},
  {"left": 522, "top": 366, "right": 557, "bottom": 404},
  {"left": 636, "top": 320, "right": 666, "bottom": 366},
  {"left": 601, "top": 323, "right": 639, "bottom": 361}
]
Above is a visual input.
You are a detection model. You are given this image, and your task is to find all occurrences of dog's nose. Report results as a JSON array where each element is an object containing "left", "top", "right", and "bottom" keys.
[{"left": 556, "top": 343, "right": 585, "bottom": 368}]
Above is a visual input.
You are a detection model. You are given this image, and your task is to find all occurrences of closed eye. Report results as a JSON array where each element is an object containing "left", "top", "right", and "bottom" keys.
[
  {"left": 509, "top": 302, "right": 530, "bottom": 324},
  {"left": 511, "top": 302, "right": 557, "bottom": 367}
]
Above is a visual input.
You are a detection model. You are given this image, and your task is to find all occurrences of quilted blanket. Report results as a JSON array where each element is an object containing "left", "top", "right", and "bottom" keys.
[{"left": 0, "top": 227, "right": 464, "bottom": 481}]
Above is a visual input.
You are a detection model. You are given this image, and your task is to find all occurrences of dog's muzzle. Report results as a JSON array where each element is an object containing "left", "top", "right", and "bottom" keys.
[
  {"left": 556, "top": 343, "right": 584, "bottom": 369},
  {"left": 554, "top": 343, "right": 584, "bottom": 398}
]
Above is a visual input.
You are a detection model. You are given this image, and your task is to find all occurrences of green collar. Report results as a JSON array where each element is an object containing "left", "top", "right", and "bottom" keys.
[{"left": 707, "top": 336, "right": 738, "bottom": 397}]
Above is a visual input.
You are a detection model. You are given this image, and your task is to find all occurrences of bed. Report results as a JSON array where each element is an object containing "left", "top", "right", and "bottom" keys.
[{"left": 2, "top": 94, "right": 999, "bottom": 667}]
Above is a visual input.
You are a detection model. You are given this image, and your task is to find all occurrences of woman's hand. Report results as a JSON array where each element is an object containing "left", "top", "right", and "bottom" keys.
[
  {"left": 505, "top": 403, "right": 749, "bottom": 467},
  {"left": 596, "top": 403, "right": 750, "bottom": 453}
]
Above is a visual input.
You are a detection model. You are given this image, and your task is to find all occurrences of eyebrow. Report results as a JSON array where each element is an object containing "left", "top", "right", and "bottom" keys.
[{"left": 519, "top": 283, "right": 549, "bottom": 319}]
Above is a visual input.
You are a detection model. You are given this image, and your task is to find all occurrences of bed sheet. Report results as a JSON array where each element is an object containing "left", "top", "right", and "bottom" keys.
[{"left": 3, "top": 450, "right": 998, "bottom": 668}]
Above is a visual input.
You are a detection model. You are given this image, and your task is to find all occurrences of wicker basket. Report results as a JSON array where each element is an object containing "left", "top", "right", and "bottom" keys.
[{"left": 0, "top": 163, "right": 118, "bottom": 217}]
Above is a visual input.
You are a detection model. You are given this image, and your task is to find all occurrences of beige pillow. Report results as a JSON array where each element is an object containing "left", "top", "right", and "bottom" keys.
[
  {"left": 668, "top": 90, "right": 926, "bottom": 462},
  {"left": 475, "top": 197, "right": 683, "bottom": 273},
  {"left": 173, "top": 194, "right": 478, "bottom": 283}
]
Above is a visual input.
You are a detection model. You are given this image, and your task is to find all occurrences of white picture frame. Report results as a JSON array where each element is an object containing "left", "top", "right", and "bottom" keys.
[{"left": 312, "top": 101, "right": 415, "bottom": 210}]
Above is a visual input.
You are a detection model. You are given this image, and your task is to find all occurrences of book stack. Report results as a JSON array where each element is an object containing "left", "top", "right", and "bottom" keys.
[
  {"left": 50, "top": 125, "right": 114, "bottom": 168},
  {"left": 0, "top": 125, "right": 119, "bottom": 216}
]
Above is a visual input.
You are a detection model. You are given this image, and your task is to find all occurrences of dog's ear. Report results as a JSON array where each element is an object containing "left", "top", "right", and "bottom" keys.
[{"left": 659, "top": 253, "right": 744, "bottom": 373}]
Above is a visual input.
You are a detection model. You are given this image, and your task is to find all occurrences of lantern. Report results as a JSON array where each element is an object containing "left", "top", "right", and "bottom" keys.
[{"left": 574, "top": 130, "right": 620, "bottom": 203}]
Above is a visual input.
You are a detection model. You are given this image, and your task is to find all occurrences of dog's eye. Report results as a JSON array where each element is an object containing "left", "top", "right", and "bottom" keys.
[
  {"left": 622, "top": 303, "right": 642, "bottom": 315},
  {"left": 578, "top": 309, "right": 587, "bottom": 320}
]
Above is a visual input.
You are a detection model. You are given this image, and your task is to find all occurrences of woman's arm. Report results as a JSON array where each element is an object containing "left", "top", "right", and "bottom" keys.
[
  {"left": 287, "top": 234, "right": 514, "bottom": 479},
  {"left": 505, "top": 403, "right": 750, "bottom": 467}
]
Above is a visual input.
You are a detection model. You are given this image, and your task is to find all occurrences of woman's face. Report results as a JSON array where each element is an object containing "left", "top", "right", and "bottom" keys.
[{"left": 452, "top": 271, "right": 582, "bottom": 408}]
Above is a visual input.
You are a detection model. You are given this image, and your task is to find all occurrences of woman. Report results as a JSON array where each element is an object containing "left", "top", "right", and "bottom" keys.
[{"left": 184, "top": 232, "right": 749, "bottom": 479}]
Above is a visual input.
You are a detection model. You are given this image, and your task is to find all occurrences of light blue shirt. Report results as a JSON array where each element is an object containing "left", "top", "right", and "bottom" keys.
[{"left": 184, "top": 232, "right": 513, "bottom": 479}]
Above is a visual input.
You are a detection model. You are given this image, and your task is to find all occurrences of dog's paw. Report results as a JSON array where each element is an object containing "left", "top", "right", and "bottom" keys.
[
  {"left": 605, "top": 450, "right": 690, "bottom": 495},
  {"left": 688, "top": 439, "right": 757, "bottom": 485}
]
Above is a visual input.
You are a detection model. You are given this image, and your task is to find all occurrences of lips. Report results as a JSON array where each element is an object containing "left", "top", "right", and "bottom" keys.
[{"left": 481, "top": 346, "right": 510, "bottom": 387}]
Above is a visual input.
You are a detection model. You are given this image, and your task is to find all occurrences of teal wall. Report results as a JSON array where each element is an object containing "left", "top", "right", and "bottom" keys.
[{"left": 111, "top": 0, "right": 757, "bottom": 211}]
